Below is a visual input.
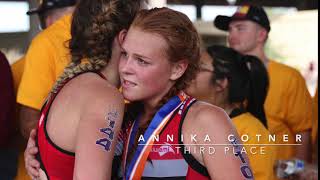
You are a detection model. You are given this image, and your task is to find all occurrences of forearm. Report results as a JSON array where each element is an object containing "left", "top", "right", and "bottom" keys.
[
  {"left": 19, "top": 105, "right": 41, "bottom": 139},
  {"left": 295, "top": 131, "right": 312, "bottom": 163}
]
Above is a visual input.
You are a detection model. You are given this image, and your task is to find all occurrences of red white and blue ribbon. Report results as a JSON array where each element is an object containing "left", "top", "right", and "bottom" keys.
[{"left": 123, "top": 92, "right": 189, "bottom": 180}]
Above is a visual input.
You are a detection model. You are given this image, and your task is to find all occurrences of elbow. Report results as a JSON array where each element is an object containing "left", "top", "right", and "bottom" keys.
[{"left": 19, "top": 106, "right": 40, "bottom": 140}]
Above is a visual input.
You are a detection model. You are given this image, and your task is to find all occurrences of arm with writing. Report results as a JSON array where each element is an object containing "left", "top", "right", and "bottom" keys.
[
  {"left": 73, "top": 89, "right": 124, "bottom": 180},
  {"left": 191, "top": 105, "right": 254, "bottom": 180}
]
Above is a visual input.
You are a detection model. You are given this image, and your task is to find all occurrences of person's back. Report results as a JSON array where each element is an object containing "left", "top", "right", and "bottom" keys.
[
  {"left": 34, "top": 0, "right": 142, "bottom": 179},
  {"left": 37, "top": 71, "right": 124, "bottom": 179},
  {"left": 23, "top": 0, "right": 146, "bottom": 179}
]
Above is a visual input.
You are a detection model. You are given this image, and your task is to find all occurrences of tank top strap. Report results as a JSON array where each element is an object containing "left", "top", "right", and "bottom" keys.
[
  {"left": 178, "top": 99, "right": 210, "bottom": 177},
  {"left": 96, "top": 71, "right": 107, "bottom": 80},
  {"left": 41, "top": 71, "right": 107, "bottom": 119}
]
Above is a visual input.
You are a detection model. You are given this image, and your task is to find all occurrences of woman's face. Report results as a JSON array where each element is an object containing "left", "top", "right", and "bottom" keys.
[
  {"left": 186, "top": 52, "right": 216, "bottom": 102},
  {"left": 119, "top": 27, "right": 174, "bottom": 102}
]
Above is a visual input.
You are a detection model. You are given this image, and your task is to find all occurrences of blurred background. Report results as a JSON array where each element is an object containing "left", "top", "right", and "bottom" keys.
[{"left": 0, "top": 0, "right": 318, "bottom": 95}]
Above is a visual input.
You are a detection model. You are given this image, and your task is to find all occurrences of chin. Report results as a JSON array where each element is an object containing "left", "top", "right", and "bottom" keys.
[
  {"left": 234, "top": 46, "right": 247, "bottom": 53},
  {"left": 230, "top": 45, "right": 240, "bottom": 50},
  {"left": 122, "top": 92, "right": 133, "bottom": 101},
  {"left": 185, "top": 87, "right": 196, "bottom": 96},
  {"left": 122, "top": 92, "right": 140, "bottom": 102}
]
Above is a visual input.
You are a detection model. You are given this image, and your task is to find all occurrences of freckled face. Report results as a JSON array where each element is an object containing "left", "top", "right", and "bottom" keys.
[{"left": 119, "top": 27, "right": 174, "bottom": 102}]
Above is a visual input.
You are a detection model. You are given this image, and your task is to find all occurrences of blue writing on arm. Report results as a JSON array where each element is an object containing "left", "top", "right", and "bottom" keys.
[
  {"left": 96, "top": 110, "right": 118, "bottom": 151},
  {"left": 231, "top": 139, "right": 254, "bottom": 179}
]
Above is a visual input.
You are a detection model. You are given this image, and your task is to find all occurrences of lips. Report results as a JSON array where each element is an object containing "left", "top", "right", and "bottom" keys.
[
  {"left": 122, "top": 79, "right": 137, "bottom": 88},
  {"left": 229, "top": 38, "right": 240, "bottom": 46},
  {"left": 229, "top": 40, "right": 237, "bottom": 46}
]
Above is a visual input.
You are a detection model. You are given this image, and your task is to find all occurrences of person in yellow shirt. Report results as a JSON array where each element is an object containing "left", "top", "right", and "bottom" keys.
[
  {"left": 186, "top": 45, "right": 275, "bottom": 180},
  {"left": 12, "top": 0, "right": 76, "bottom": 95},
  {"left": 17, "top": 0, "right": 76, "bottom": 140},
  {"left": 214, "top": 5, "right": 312, "bottom": 166},
  {"left": 12, "top": 1, "right": 76, "bottom": 180}
]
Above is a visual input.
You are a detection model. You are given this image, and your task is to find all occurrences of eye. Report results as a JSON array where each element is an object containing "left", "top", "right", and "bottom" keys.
[
  {"left": 238, "top": 26, "right": 246, "bottom": 31},
  {"left": 137, "top": 58, "right": 149, "bottom": 66},
  {"left": 120, "top": 51, "right": 128, "bottom": 58}
]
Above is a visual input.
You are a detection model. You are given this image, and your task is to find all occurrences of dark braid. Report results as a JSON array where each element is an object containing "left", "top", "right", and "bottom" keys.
[
  {"left": 69, "top": 0, "right": 140, "bottom": 63},
  {"left": 51, "top": 0, "right": 142, "bottom": 94}
]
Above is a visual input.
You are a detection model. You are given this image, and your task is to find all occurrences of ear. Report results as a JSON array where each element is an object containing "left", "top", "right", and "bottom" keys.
[
  {"left": 118, "top": 29, "right": 127, "bottom": 45},
  {"left": 169, "top": 60, "right": 189, "bottom": 81},
  {"left": 45, "top": 15, "right": 54, "bottom": 27},
  {"left": 257, "top": 28, "right": 268, "bottom": 43},
  {"left": 214, "top": 78, "right": 228, "bottom": 92}
]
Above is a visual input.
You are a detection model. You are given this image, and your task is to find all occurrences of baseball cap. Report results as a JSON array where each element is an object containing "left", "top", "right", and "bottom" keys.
[
  {"left": 27, "top": 0, "right": 77, "bottom": 15},
  {"left": 214, "top": 5, "right": 271, "bottom": 32}
]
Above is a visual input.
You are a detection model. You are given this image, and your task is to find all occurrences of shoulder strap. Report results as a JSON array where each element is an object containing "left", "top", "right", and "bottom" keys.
[{"left": 178, "top": 99, "right": 210, "bottom": 177}]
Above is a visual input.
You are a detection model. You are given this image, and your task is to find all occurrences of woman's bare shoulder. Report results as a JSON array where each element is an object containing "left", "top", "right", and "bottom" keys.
[
  {"left": 72, "top": 73, "right": 123, "bottom": 101},
  {"left": 188, "top": 101, "right": 229, "bottom": 123},
  {"left": 185, "top": 101, "right": 235, "bottom": 135},
  {"left": 67, "top": 73, "right": 124, "bottom": 112}
]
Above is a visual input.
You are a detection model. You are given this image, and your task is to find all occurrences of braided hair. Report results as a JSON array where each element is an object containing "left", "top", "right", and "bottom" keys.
[{"left": 51, "top": 0, "right": 142, "bottom": 93}]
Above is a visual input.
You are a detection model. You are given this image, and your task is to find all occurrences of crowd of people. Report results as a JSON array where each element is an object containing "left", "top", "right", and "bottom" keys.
[{"left": 0, "top": 0, "right": 318, "bottom": 179}]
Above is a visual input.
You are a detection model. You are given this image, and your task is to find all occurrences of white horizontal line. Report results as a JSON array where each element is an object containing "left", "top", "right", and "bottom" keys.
[{"left": 138, "top": 144, "right": 302, "bottom": 146}]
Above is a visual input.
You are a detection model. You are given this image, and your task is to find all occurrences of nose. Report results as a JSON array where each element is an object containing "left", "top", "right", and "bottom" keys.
[
  {"left": 228, "top": 28, "right": 237, "bottom": 43},
  {"left": 119, "top": 56, "right": 134, "bottom": 76}
]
